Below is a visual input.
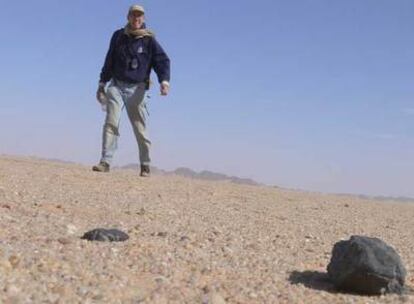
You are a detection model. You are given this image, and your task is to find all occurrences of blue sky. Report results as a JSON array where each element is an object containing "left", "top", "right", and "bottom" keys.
[{"left": 0, "top": 1, "right": 413, "bottom": 197}]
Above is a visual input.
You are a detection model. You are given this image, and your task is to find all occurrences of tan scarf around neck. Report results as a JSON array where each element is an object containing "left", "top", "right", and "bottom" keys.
[{"left": 124, "top": 23, "right": 154, "bottom": 38}]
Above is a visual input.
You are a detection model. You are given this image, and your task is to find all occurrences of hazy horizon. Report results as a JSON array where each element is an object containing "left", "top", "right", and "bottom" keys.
[
  {"left": 2, "top": 152, "right": 414, "bottom": 201},
  {"left": 1, "top": 1, "right": 413, "bottom": 198}
]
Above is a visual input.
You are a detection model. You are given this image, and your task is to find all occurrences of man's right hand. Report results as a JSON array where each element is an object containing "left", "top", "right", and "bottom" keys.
[{"left": 96, "top": 83, "right": 106, "bottom": 104}]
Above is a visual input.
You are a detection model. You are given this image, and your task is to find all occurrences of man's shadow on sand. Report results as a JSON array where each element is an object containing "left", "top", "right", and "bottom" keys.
[{"left": 288, "top": 271, "right": 336, "bottom": 293}]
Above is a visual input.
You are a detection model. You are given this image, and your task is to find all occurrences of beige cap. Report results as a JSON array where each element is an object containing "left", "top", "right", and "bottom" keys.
[{"left": 128, "top": 5, "right": 145, "bottom": 14}]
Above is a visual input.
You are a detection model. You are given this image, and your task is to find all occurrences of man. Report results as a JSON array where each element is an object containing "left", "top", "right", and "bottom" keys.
[{"left": 93, "top": 4, "right": 170, "bottom": 177}]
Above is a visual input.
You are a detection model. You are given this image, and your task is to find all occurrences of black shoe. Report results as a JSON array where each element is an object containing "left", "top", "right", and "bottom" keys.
[
  {"left": 92, "top": 161, "right": 110, "bottom": 172},
  {"left": 140, "top": 165, "right": 150, "bottom": 177}
]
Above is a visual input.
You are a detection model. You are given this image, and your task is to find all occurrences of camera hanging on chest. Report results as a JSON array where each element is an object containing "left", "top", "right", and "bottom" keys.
[{"left": 126, "top": 40, "right": 145, "bottom": 70}]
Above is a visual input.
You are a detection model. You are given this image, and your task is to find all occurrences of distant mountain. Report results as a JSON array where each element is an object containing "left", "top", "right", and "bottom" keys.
[
  {"left": 173, "top": 167, "right": 198, "bottom": 178},
  {"left": 119, "top": 164, "right": 259, "bottom": 186},
  {"left": 336, "top": 193, "right": 414, "bottom": 203}
]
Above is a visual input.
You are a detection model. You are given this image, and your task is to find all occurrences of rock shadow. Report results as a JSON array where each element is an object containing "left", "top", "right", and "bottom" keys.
[
  {"left": 288, "top": 271, "right": 336, "bottom": 293},
  {"left": 289, "top": 271, "right": 414, "bottom": 297}
]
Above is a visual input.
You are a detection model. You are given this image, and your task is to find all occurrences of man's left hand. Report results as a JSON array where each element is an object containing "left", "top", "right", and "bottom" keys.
[{"left": 160, "top": 81, "right": 170, "bottom": 96}]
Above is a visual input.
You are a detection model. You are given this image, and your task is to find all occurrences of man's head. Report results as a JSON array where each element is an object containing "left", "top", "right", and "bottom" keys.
[{"left": 127, "top": 5, "right": 145, "bottom": 29}]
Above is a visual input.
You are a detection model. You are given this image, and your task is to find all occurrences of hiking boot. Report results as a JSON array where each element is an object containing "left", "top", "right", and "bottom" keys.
[
  {"left": 140, "top": 165, "right": 150, "bottom": 177},
  {"left": 92, "top": 161, "right": 110, "bottom": 172}
]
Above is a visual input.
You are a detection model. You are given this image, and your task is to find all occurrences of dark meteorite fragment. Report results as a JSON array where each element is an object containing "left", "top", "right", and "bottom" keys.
[
  {"left": 327, "top": 235, "right": 406, "bottom": 295},
  {"left": 81, "top": 228, "right": 129, "bottom": 242}
]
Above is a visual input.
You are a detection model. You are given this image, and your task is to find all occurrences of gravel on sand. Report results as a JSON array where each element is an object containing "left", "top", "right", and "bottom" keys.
[{"left": 0, "top": 156, "right": 413, "bottom": 303}]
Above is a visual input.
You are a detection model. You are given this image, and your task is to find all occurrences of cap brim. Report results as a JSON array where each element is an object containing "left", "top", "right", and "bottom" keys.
[{"left": 130, "top": 9, "right": 144, "bottom": 14}]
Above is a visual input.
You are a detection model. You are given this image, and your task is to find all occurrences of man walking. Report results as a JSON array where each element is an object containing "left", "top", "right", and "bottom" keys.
[{"left": 93, "top": 4, "right": 170, "bottom": 177}]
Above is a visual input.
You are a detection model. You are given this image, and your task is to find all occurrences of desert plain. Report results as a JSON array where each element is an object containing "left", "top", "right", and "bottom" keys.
[{"left": 0, "top": 155, "right": 413, "bottom": 303}]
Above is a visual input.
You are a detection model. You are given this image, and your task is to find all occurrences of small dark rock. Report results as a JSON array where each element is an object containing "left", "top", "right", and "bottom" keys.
[
  {"left": 327, "top": 235, "right": 406, "bottom": 295},
  {"left": 57, "top": 237, "right": 71, "bottom": 245},
  {"left": 81, "top": 228, "right": 129, "bottom": 242},
  {"left": 180, "top": 236, "right": 190, "bottom": 242},
  {"left": 202, "top": 285, "right": 210, "bottom": 294},
  {"left": 136, "top": 207, "right": 146, "bottom": 215}
]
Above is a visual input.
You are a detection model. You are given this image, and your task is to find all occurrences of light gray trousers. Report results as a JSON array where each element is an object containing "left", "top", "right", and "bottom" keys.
[{"left": 100, "top": 79, "right": 150, "bottom": 166}]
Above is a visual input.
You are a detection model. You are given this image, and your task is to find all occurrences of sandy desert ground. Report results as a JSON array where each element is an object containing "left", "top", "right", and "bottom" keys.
[{"left": 0, "top": 155, "right": 413, "bottom": 303}]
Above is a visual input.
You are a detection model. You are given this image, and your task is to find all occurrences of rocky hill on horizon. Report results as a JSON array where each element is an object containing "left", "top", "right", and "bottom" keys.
[
  {"left": 119, "top": 163, "right": 414, "bottom": 203},
  {"left": 119, "top": 163, "right": 260, "bottom": 186}
]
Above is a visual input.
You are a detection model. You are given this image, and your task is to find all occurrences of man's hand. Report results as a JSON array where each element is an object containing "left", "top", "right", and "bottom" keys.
[
  {"left": 160, "top": 81, "right": 170, "bottom": 96},
  {"left": 96, "top": 82, "right": 106, "bottom": 103}
]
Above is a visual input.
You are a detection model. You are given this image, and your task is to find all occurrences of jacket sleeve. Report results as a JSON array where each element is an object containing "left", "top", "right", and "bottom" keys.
[
  {"left": 99, "top": 31, "right": 119, "bottom": 84},
  {"left": 150, "top": 37, "right": 170, "bottom": 83}
]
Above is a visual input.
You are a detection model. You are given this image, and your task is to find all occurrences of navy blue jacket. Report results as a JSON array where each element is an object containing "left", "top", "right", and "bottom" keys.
[{"left": 99, "top": 28, "right": 170, "bottom": 85}]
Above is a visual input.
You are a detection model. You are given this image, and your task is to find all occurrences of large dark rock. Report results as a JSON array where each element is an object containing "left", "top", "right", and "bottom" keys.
[
  {"left": 327, "top": 235, "right": 406, "bottom": 295},
  {"left": 81, "top": 228, "right": 129, "bottom": 242}
]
